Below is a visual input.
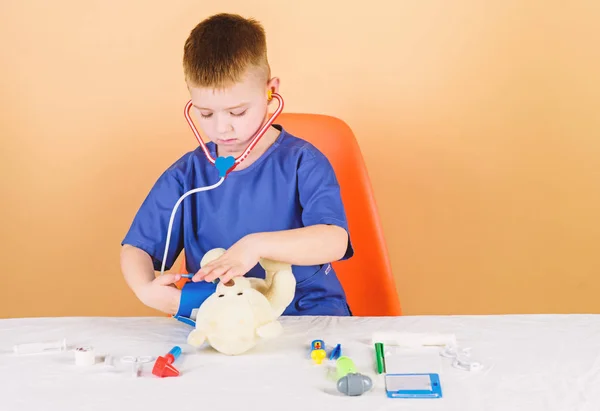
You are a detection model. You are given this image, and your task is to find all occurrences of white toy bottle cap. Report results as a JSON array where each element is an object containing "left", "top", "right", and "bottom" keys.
[{"left": 74, "top": 346, "right": 95, "bottom": 366}]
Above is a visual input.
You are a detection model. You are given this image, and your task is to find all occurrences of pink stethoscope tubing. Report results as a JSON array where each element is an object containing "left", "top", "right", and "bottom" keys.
[{"left": 183, "top": 93, "right": 284, "bottom": 170}]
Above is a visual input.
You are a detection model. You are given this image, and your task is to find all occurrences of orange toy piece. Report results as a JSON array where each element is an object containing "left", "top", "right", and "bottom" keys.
[{"left": 152, "top": 346, "right": 181, "bottom": 378}]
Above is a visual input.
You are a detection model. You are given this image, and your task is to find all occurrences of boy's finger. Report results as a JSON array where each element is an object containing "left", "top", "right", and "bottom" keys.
[
  {"left": 192, "top": 264, "right": 217, "bottom": 282},
  {"left": 204, "top": 266, "right": 229, "bottom": 283},
  {"left": 203, "top": 259, "right": 219, "bottom": 268},
  {"left": 219, "top": 270, "right": 237, "bottom": 285},
  {"left": 218, "top": 271, "right": 231, "bottom": 285},
  {"left": 202, "top": 255, "right": 225, "bottom": 269},
  {"left": 191, "top": 270, "right": 204, "bottom": 282},
  {"left": 201, "top": 261, "right": 222, "bottom": 275},
  {"left": 220, "top": 266, "right": 244, "bottom": 284}
]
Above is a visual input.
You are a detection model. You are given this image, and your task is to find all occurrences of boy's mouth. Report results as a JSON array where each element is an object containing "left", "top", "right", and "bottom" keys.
[{"left": 218, "top": 138, "right": 237, "bottom": 145}]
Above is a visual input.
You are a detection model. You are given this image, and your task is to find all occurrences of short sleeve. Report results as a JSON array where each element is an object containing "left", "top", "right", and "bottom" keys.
[
  {"left": 121, "top": 169, "right": 185, "bottom": 271},
  {"left": 297, "top": 148, "right": 354, "bottom": 260}
]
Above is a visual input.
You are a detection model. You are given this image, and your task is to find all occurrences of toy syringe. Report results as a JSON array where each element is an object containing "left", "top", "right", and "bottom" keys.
[{"left": 13, "top": 338, "right": 68, "bottom": 355}]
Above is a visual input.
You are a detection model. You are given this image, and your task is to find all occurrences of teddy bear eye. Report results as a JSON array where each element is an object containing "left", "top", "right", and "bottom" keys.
[
  {"left": 218, "top": 294, "right": 224, "bottom": 298},
  {"left": 237, "top": 292, "right": 243, "bottom": 296}
]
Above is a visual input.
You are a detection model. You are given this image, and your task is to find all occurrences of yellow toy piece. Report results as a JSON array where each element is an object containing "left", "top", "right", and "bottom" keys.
[{"left": 311, "top": 348, "right": 327, "bottom": 364}]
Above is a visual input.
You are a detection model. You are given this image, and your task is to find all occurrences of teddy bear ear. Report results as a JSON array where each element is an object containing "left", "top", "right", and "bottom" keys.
[{"left": 200, "top": 248, "right": 226, "bottom": 267}]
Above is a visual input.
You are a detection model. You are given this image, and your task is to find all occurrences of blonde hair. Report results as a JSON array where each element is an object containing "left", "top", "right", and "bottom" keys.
[{"left": 183, "top": 13, "right": 270, "bottom": 88}]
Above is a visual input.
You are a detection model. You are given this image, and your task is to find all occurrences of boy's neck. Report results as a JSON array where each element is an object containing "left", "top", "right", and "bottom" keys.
[{"left": 216, "top": 125, "right": 281, "bottom": 171}]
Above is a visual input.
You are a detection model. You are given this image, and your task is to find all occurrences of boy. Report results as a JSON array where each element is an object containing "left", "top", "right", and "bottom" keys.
[{"left": 120, "top": 13, "right": 354, "bottom": 317}]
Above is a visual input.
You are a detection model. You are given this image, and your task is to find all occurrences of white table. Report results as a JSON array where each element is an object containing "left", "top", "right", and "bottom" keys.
[{"left": 2, "top": 314, "right": 599, "bottom": 410}]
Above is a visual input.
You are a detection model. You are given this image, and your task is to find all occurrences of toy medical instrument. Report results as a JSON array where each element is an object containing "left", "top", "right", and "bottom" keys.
[
  {"left": 375, "top": 342, "right": 386, "bottom": 374},
  {"left": 121, "top": 355, "right": 153, "bottom": 377},
  {"left": 335, "top": 356, "right": 357, "bottom": 379},
  {"left": 159, "top": 178, "right": 226, "bottom": 277},
  {"left": 310, "top": 339, "right": 326, "bottom": 364},
  {"left": 337, "top": 374, "right": 373, "bottom": 396},
  {"left": 74, "top": 346, "right": 95, "bottom": 366},
  {"left": 152, "top": 346, "right": 182, "bottom": 378},
  {"left": 371, "top": 332, "right": 456, "bottom": 348},
  {"left": 184, "top": 92, "right": 284, "bottom": 173},
  {"left": 335, "top": 356, "right": 373, "bottom": 396},
  {"left": 103, "top": 355, "right": 115, "bottom": 367},
  {"left": 439, "top": 345, "right": 483, "bottom": 371},
  {"left": 311, "top": 340, "right": 324, "bottom": 350},
  {"left": 13, "top": 338, "right": 67, "bottom": 355},
  {"left": 384, "top": 373, "right": 442, "bottom": 398},
  {"left": 311, "top": 348, "right": 326, "bottom": 364},
  {"left": 159, "top": 93, "right": 284, "bottom": 279},
  {"left": 329, "top": 343, "right": 342, "bottom": 360},
  {"left": 452, "top": 356, "right": 482, "bottom": 371}
]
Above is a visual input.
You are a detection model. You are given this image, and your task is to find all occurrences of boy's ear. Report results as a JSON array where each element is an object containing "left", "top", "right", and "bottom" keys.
[{"left": 267, "top": 77, "right": 280, "bottom": 99}]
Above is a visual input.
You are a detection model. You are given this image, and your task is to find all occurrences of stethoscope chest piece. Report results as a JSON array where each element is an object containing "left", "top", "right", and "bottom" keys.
[{"left": 214, "top": 155, "right": 236, "bottom": 177}]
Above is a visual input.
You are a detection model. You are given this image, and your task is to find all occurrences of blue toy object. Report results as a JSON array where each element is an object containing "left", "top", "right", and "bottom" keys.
[
  {"left": 384, "top": 373, "right": 443, "bottom": 398},
  {"left": 172, "top": 280, "right": 217, "bottom": 326},
  {"left": 311, "top": 340, "right": 325, "bottom": 351},
  {"left": 329, "top": 344, "right": 342, "bottom": 360},
  {"left": 215, "top": 156, "right": 236, "bottom": 177}
]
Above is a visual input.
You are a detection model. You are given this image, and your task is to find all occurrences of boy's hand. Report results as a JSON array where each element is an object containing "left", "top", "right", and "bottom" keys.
[
  {"left": 135, "top": 273, "right": 182, "bottom": 315},
  {"left": 192, "top": 235, "right": 261, "bottom": 284}
]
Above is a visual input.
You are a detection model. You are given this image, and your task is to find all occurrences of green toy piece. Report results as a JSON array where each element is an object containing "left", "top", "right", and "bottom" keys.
[{"left": 336, "top": 356, "right": 358, "bottom": 379}]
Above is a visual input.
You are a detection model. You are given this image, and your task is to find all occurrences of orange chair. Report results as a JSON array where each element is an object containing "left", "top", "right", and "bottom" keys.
[{"left": 177, "top": 114, "right": 401, "bottom": 316}]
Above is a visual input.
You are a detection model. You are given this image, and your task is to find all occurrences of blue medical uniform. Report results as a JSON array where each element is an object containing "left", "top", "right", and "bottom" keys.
[{"left": 122, "top": 125, "right": 354, "bottom": 316}]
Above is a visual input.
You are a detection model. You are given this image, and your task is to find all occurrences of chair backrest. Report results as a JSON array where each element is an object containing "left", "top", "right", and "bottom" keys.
[
  {"left": 277, "top": 113, "right": 401, "bottom": 316},
  {"left": 177, "top": 114, "right": 402, "bottom": 316}
]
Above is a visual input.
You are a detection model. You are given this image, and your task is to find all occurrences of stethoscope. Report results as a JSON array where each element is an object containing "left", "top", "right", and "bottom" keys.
[
  {"left": 183, "top": 90, "right": 284, "bottom": 177},
  {"left": 159, "top": 91, "right": 285, "bottom": 277}
]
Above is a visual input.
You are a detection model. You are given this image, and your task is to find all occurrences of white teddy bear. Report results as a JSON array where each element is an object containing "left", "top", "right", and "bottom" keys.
[{"left": 187, "top": 248, "right": 296, "bottom": 355}]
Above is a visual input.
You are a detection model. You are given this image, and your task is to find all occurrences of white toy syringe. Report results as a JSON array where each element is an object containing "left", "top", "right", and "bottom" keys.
[{"left": 13, "top": 338, "right": 67, "bottom": 355}]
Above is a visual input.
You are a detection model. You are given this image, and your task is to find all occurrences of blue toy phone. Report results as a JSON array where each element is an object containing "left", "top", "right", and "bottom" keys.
[{"left": 384, "top": 373, "right": 442, "bottom": 398}]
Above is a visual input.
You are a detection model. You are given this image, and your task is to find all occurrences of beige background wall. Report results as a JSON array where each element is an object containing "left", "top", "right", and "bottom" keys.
[{"left": 1, "top": 0, "right": 599, "bottom": 318}]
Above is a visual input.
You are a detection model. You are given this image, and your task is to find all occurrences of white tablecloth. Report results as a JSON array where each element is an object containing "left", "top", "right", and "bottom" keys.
[{"left": 2, "top": 314, "right": 600, "bottom": 411}]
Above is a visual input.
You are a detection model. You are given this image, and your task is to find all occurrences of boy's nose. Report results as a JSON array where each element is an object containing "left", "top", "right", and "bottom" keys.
[{"left": 216, "top": 118, "right": 233, "bottom": 134}]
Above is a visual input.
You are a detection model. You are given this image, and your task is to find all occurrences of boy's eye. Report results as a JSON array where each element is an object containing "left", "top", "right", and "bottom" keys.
[
  {"left": 230, "top": 110, "right": 247, "bottom": 117},
  {"left": 200, "top": 112, "right": 213, "bottom": 119}
]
